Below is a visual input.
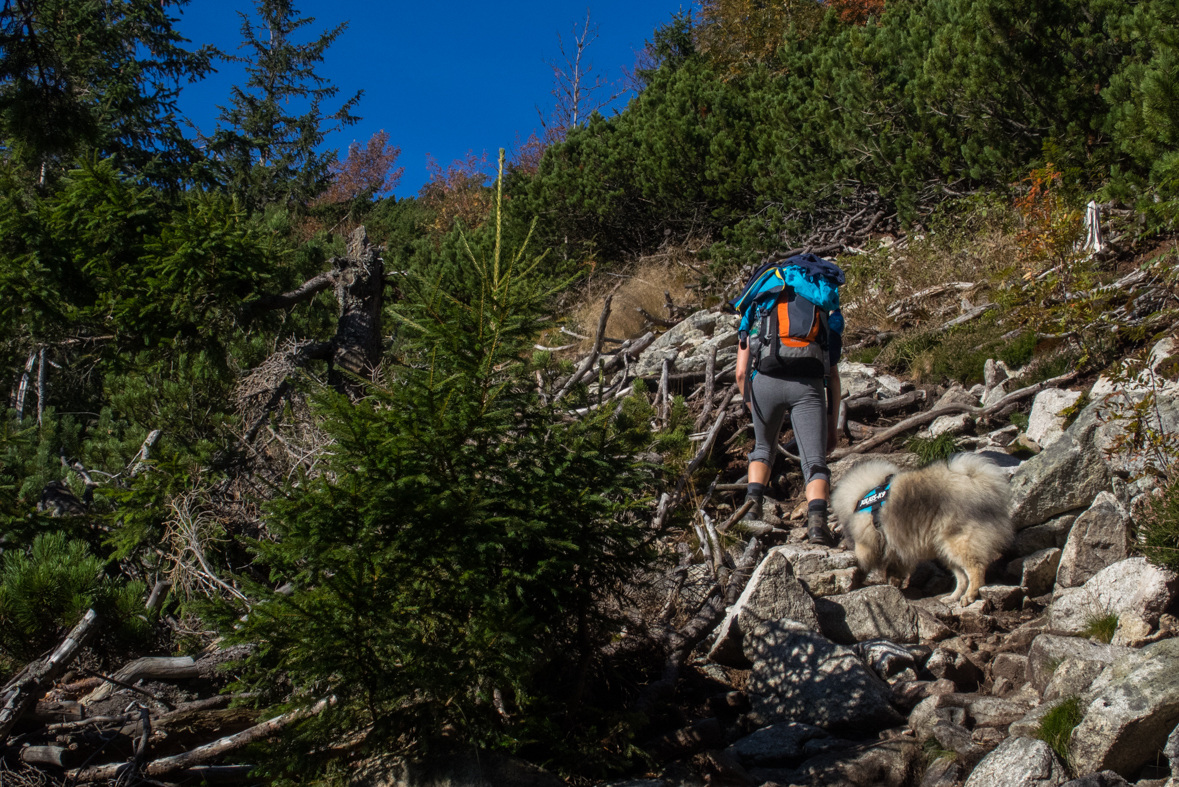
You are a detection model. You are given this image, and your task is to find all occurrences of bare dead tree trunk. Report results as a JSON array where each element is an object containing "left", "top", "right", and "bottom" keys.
[
  {"left": 13, "top": 350, "right": 36, "bottom": 420},
  {"left": 329, "top": 226, "right": 385, "bottom": 398}
]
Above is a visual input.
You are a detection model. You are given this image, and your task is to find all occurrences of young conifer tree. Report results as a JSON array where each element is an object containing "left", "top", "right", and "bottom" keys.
[
  {"left": 209, "top": 0, "right": 361, "bottom": 209},
  {"left": 214, "top": 153, "right": 657, "bottom": 773}
]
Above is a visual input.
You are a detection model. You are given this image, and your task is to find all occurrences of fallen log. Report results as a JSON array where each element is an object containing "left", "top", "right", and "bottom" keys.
[
  {"left": 601, "top": 331, "right": 657, "bottom": 374},
  {"left": 829, "top": 371, "right": 1079, "bottom": 459},
  {"left": 28, "top": 701, "right": 84, "bottom": 725},
  {"left": 693, "top": 346, "right": 719, "bottom": 432},
  {"left": 887, "top": 282, "right": 977, "bottom": 319},
  {"left": 637, "top": 307, "right": 676, "bottom": 329},
  {"left": 67, "top": 698, "right": 330, "bottom": 783},
  {"left": 845, "top": 390, "right": 927, "bottom": 419},
  {"left": 118, "top": 707, "right": 263, "bottom": 758},
  {"left": 0, "top": 609, "right": 99, "bottom": 740},
  {"left": 20, "top": 745, "right": 85, "bottom": 769},
  {"left": 81, "top": 656, "right": 200, "bottom": 706},
  {"left": 636, "top": 363, "right": 737, "bottom": 391},
  {"left": 937, "top": 302, "right": 996, "bottom": 332}
]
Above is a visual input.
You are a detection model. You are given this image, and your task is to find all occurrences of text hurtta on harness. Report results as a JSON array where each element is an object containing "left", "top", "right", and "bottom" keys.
[
  {"left": 726, "top": 253, "right": 846, "bottom": 379},
  {"left": 856, "top": 474, "right": 894, "bottom": 530}
]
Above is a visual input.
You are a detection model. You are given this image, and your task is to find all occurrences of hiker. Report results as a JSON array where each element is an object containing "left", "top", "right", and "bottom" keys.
[{"left": 729, "top": 254, "right": 844, "bottom": 547}]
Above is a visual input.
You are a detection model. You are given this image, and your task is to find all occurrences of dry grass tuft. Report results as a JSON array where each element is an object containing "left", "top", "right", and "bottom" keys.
[{"left": 561, "top": 246, "right": 708, "bottom": 352}]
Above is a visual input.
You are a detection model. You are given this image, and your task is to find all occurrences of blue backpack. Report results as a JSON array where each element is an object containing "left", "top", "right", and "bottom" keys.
[{"left": 726, "top": 253, "right": 846, "bottom": 378}]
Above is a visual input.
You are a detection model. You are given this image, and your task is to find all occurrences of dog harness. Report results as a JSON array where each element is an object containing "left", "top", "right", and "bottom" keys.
[{"left": 855, "top": 474, "right": 894, "bottom": 531}]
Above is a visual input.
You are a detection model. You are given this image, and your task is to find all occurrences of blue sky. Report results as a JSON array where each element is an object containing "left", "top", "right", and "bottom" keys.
[{"left": 174, "top": 1, "right": 686, "bottom": 198}]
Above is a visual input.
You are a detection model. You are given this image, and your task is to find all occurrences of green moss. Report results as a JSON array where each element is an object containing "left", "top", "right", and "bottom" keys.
[
  {"left": 921, "top": 737, "right": 957, "bottom": 765},
  {"left": 1082, "top": 612, "right": 1119, "bottom": 644},
  {"left": 1036, "top": 696, "right": 1083, "bottom": 764},
  {"left": 1009, "top": 410, "right": 1029, "bottom": 431},
  {"left": 1058, "top": 392, "right": 1091, "bottom": 431}
]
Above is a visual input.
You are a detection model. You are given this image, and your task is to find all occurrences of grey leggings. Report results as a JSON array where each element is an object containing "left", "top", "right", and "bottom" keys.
[{"left": 748, "top": 373, "right": 830, "bottom": 483}]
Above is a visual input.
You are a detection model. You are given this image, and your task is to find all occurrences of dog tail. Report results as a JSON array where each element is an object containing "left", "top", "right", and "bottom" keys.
[{"left": 947, "top": 452, "right": 1009, "bottom": 491}]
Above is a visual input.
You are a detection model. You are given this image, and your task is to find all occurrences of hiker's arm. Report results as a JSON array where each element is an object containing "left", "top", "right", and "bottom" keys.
[
  {"left": 826, "top": 331, "right": 842, "bottom": 452},
  {"left": 736, "top": 342, "right": 750, "bottom": 398},
  {"left": 826, "top": 371, "right": 841, "bottom": 452}
]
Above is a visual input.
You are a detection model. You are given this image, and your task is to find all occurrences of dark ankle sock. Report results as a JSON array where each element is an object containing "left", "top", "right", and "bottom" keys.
[
  {"left": 808, "top": 499, "right": 828, "bottom": 514},
  {"left": 746, "top": 482, "right": 766, "bottom": 500}
]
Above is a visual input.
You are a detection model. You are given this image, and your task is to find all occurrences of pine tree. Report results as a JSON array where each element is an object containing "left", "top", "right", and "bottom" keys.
[
  {"left": 208, "top": 0, "right": 361, "bottom": 209},
  {"left": 0, "top": 0, "right": 215, "bottom": 183}
]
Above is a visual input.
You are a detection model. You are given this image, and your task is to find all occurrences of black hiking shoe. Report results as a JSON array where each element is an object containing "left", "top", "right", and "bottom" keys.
[
  {"left": 741, "top": 496, "right": 764, "bottom": 522},
  {"left": 807, "top": 509, "right": 836, "bottom": 547}
]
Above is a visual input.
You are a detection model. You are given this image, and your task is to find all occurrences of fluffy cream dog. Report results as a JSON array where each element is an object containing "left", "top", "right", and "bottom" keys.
[{"left": 831, "top": 453, "right": 1014, "bottom": 605}]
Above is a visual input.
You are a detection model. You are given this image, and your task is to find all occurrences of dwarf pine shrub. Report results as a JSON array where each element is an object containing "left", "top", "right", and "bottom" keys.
[{"left": 0, "top": 532, "right": 149, "bottom": 666}]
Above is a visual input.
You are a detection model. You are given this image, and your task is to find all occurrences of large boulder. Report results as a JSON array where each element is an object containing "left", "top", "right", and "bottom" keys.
[
  {"left": 726, "top": 721, "right": 829, "bottom": 769},
  {"left": 1049, "top": 557, "right": 1179, "bottom": 635},
  {"left": 766, "top": 543, "right": 863, "bottom": 598},
  {"left": 963, "top": 737, "right": 1069, "bottom": 787},
  {"left": 1026, "top": 388, "right": 1084, "bottom": 449},
  {"left": 748, "top": 738, "right": 921, "bottom": 787},
  {"left": 352, "top": 742, "right": 564, "bottom": 787},
  {"left": 1026, "top": 634, "right": 1133, "bottom": 694},
  {"left": 1014, "top": 514, "right": 1077, "bottom": 557},
  {"left": 1068, "top": 374, "right": 1179, "bottom": 479},
  {"left": 1021, "top": 548, "right": 1063, "bottom": 597},
  {"left": 632, "top": 309, "right": 739, "bottom": 376},
  {"left": 1070, "top": 639, "right": 1179, "bottom": 778},
  {"left": 709, "top": 547, "right": 820, "bottom": 668},
  {"left": 814, "top": 585, "right": 920, "bottom": 645},
  {"left": 1007, "top": 414, "right": 1112, "bottom": 530},
  {"left": 1043, "top": 658, "right": 1112, "bottom": 703},
  {"left": 745, "top": 620, "right": 903, "bottom": 734},
  {"left": 838, "top": 362, "right": 884, "bottom": 399},
  {"left": 1055, "top": 492, "right": 1131, "bottom": 589}
]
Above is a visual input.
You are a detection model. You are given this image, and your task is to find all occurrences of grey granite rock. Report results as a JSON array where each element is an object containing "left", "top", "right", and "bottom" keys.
[
  {"left": 1026, "top": 388, "right": 1083, "bottom": 449},
  {"left": 962, "top": 736, "right": 1069, "bottom": 787},
  {"left": 748, "top": 737, "right": 920, "bottom": 787},
  {"left": 632, "top": 309, "right": 740, "bottom": 377},
  {"left": 709, "top": 547, "right": 820, "bottom": 668},
  {"left": 1050, "top": 557, "right": 1179, "bottom": 635},
  {"left": 1008, "top": 415, "right": 1112, "bottom": 530},
  {"left": 1021, "top": 548, "right": 1063, "bottom": 597},
  {"left": 1070, "top": 639, "right": 1179, "bottom": 778},
  {"left": 726, "top": 721, "right": 828, "bottom": 768},
  {"left": 1026, "top": 634, "right": 1132, "bottom": 694},
  {"left": 814, "top": 585, "right": 920, "bottom": 645},
  {"left": 1056, "top": 492, "right": 1131, "bottom": 589},
  {"left": 767, "top": 543, "right": 864, "bottom": 598},
  {"left": 745, "top": 620, "right": 903, "bottom": 735},
  {"left": 1014, "top": 514, "right": 1077, "bottom": 557}
]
